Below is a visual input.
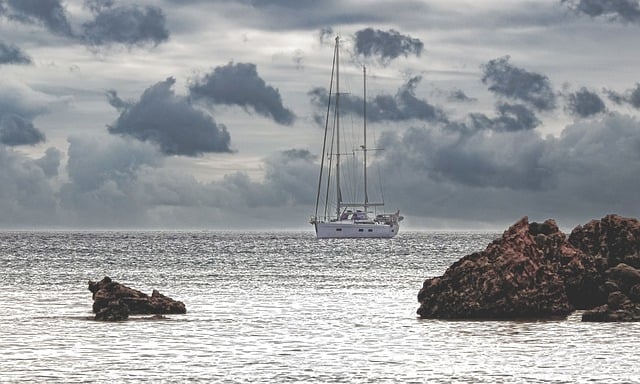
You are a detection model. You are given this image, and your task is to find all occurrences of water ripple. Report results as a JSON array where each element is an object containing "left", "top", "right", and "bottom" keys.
[{"left": 1, "top": 231, "right": 638, "bottom": 382}]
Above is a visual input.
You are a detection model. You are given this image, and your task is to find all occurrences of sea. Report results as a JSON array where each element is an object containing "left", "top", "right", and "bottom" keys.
[{"left": 1, "top": 230, "right": 638, "bottom": 383}]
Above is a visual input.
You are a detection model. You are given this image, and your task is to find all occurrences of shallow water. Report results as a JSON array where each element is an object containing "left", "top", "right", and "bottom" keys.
[{"left": 1, "top": 231, "right": 638, "bottom": 383}]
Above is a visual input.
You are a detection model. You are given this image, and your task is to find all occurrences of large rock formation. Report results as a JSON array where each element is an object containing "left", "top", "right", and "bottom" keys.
[
  {"left": 89, "top": 277, "right": 186, "bottom": 321},
  {"left": 417, "top": 214, "right": 640, "bottom": 321}
]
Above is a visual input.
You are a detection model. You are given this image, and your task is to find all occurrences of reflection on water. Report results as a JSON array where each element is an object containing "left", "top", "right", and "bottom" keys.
[{"left": 1, "top": 231, "right": 638, "bottom": 382}]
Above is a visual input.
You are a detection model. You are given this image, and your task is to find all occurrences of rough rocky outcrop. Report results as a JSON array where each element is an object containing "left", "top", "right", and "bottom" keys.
[
  {"left": 89, "top": 277, "right": 186, "bottom": 321},
  {"left": 570, "top": 215, "right": 640, "bottom": 321},
  {"left": 581, "top": 262, "right": 640, "bottom": 322},
  {"left": 417, "top": 214, "right": 640, "bottom": 321}
]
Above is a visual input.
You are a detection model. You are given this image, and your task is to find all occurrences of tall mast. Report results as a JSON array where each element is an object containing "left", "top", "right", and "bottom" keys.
[
  {"left": 335, "top": 36, "right": 342, "bottom": 218},
  {"left": 363, "top": 65, "right": 369, "bottom": 210}
]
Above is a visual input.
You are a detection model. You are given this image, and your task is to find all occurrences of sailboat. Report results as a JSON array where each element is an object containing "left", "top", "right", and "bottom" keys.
[{"left": 310, "top": 36, "right": 403, "bottom": 239}]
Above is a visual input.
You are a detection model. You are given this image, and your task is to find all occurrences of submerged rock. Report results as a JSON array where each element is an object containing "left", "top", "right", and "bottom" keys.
[
  {"left": 417, "top": 214, "right": 640, "bottom": 321},
  {"left": 88, "top": 277, "right": 186, "bottom": 321}
]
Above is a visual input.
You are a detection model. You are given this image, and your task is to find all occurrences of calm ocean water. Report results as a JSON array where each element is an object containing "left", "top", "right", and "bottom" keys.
[{"left": 1, "top": 231, "right": 638, "bottom": 383}]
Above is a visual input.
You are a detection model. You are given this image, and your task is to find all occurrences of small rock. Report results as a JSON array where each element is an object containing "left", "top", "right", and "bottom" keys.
[{"left": 88, "top": 277, "right": 186, "bottom": 321}]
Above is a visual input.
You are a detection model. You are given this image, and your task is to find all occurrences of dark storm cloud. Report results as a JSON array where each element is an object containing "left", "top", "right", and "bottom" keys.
[
  {"left": 482, "top": 56, "right": 556, "bottom": 111},
  {"left": 107, "top": 77, "right": 232, "bottom": 156},
  {"left": 605, "top": 83, "right": 640, "bottom": 109},
  {"left": 469, "top": 103, "right": 541, "bottom": 132},
  {"left": 81, "top": 4, "right": 170, "bottom": 47},
  {"left": 189, "top": 62, "right": 295, "bottom": 126},
  {"left": 309, "top": 76, "right": 447, "bottom": 125},
  {"left": 566, "top": 87, "right": 606, "bottom": 117},
  {"left": 0, "top": 114, "right": 45, "bottom": 146},
  {"left": 0, "top": 41, "right": 32, "bottom": 65},
  {"left": 562, "top": 0, "right": 640, "bottom": 23},
  {"left": 353, "top": 28, "right": 423, "bottom": 64},
  {"left": 5, "top": 0, "right": 73, "bottom": 37}
]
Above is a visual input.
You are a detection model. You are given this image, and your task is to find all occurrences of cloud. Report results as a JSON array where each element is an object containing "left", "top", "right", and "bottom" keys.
[
  {"left": 353, "top": 28, "right": 423, "bottom": 64},
  {"left": 5, "top": 0, "right": 74, "bottom": 37},
  {"left": 468, "top": 103, "right": 541, "bottom": 132},
  {"left": 1, "top": 0, "right": 170, "bottom": 48},
  {"left": 0, "top": 41, "right": 32, "bottom": 65},
  {"left": 562, "top": 0, "right": 640, "bottom": 24},
  {"left": 447, "top": 89, "right": 476, "bottom": 103},
  {"left": 482, "top": 56, "right": 556, "bottom": 111},
  {"left": 59, "top": 138, "right": 317, "bottom": 228},
  {"left": 59, "top": 135, "right": 163, "bottom": 226},
  {"left": 81, "top": 4, "right": 170, "bottom": 47},
  {"left": 0, "top": 80, "right": 58, "bottom": 147},
  {"left": 260, "top": 148, "right": 317, "bottom": 205},
  {"left": 379, "top": 124, "right": 550, "bottom": 192},
  {"left": 0, "top": 114, "right": 45, "bottom": 146},
  {"left": 221, "top": 0, "right": 431, "bottom": 31},
  {"left": 84, "top": 0, "right": 114, "bottom": 13},
  {"left": 309, "top": 76, "right": 447, "bottom": 125},
  {"left": 206, "top": 148, "right": 317, "bottom": 210},
  {"left": 189, "top": 62, "right": 295, "bottom": 126},
  {"left": 34, "top": 147, "right": 62, "bottom": 178},
  {"left": 565, "top": 87, "right": 606, "bottom": 117},
  {"left": 107, "top": 77, "right": 232, "bottom": 156},
  {"left": 319, "top": 27, "right": 334, "bottom": 45},
  {"left": 605, "top": 83, "right": 640, "bottom": 109}
]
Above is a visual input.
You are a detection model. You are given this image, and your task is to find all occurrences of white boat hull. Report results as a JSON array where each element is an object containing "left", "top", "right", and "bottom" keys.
[{"left": 314, "top": 221, "right": 399, "bottom": 239}]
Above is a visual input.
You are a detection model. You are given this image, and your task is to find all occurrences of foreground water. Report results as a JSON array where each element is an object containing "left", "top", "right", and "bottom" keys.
[{"left": 1, "top": 231, "right": 638, "bottom": 383}]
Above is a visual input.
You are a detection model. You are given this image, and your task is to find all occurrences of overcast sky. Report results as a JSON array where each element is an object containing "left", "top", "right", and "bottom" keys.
[{"left": 1, "top": 0, "right": 640, "bottom": 230}]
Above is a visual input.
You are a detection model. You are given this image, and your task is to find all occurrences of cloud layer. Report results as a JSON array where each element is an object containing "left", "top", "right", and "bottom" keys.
[{"left": 0, "top": 0, "right": 639, "bottom": 229}]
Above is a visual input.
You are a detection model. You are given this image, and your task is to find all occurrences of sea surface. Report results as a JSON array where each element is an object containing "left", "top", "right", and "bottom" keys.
[{"left": 1, "top": 231, "right": 638, "bottom": 383}]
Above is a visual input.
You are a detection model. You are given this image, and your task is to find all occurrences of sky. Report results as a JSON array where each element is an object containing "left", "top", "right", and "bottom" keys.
[{"left": 1, "top": 0, "right": 640, "bottom": 230}]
